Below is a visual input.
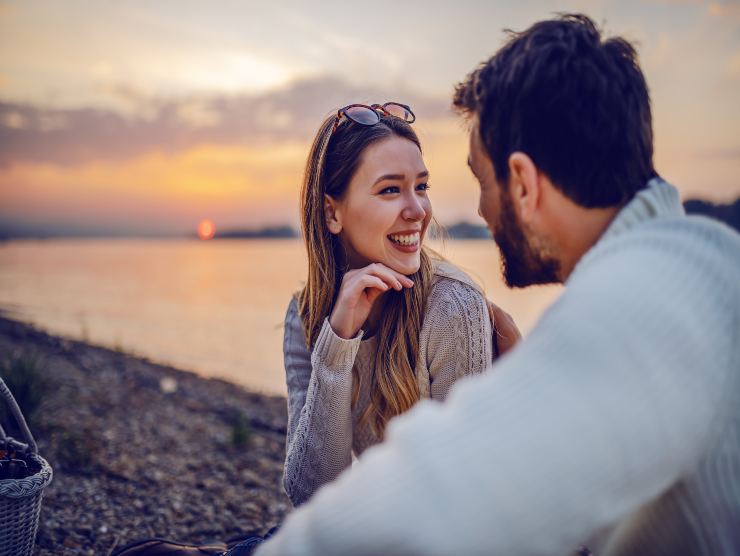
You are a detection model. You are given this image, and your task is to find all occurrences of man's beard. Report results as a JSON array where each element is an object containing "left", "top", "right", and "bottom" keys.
[{"left": 494, "top": 190, "right": 561, "bottom": 288}]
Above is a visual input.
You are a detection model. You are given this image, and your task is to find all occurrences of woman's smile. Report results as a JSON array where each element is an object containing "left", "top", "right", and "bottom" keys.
[{"left": 387, "top": 230, "right": 421, "bottom": 252}]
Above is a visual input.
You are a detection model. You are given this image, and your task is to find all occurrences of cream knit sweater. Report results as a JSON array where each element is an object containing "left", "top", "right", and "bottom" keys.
[
  {"left": 259, "top": 178, "right": 740, "bottom": 555},
  {"left": 282, "top": 262, "right": 494, "bottom": 506}
]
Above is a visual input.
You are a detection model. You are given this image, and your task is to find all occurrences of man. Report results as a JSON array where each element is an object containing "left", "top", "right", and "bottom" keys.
[{"left": 253, "top": 14, "right": 740, "bottom": 555}]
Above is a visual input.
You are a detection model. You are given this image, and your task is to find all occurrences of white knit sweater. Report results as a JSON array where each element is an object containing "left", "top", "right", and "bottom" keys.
[
  {"left": 282, "top": 262, "right": 494, "bottom": 506},
  {"left": 258, "top": 178, "right": 740, "bottom": 555}
]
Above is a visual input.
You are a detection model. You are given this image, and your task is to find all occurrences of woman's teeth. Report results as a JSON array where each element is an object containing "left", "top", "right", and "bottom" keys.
[{"left": 388, "top": 232, "right": 420, "bottom": 246}]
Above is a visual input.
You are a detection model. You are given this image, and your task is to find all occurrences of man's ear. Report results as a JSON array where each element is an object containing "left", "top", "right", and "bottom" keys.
[
  {"left": 324, "top": 194, "right": 342, "bottom": 234},
  {"left": 508, "top": 152, "right": 541, "bottom": 223}
]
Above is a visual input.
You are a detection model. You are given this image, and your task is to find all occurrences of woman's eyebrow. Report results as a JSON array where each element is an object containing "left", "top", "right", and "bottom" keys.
[{"left": 373, "top": 171, "right": 429, "bottom": 186}]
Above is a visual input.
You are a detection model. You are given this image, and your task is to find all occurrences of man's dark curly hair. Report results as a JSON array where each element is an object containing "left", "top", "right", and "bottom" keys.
[{"left": 454, "top": 14, "right": 656, "bottom": 208}]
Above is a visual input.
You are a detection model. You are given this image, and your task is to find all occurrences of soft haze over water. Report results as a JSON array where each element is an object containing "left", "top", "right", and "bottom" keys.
[{"left": 0, "top": 239, "right": 561, "bottom": 395}]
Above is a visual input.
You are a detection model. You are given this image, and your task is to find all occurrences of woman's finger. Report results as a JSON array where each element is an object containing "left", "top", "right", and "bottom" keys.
[
  {"left": 363, "top": 263, "right": 414, "bottom": 289},
  {"left": 365, "top": 285, "right": 385, "bottom": 306},
  {"left": 356, "top": 274, "right": 391, "bottom": 295}
]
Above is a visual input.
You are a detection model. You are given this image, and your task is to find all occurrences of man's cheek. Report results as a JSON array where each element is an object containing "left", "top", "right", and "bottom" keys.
[{"left": 479, "top": 192, "right": 493, "bottom": 221}]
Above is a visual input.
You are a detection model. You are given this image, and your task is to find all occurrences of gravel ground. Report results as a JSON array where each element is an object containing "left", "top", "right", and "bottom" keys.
[{"left": 0, "top": 316, "right": 291, "bottom": 555}]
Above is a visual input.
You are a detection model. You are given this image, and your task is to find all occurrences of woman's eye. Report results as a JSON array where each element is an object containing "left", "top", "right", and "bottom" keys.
[
  {"left": 379, "top": 186, "right": 400, "bottom": 194},
  {"left": 416, "top": 183, "right": 430, "bottom": 191}
]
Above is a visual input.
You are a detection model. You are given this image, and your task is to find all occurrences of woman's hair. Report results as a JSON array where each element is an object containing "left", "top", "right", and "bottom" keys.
[{"left": 298, "top": 111, "right": 434, "bottom": 438}]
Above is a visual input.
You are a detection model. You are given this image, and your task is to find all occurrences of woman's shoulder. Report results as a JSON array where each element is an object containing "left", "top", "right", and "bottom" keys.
[
  {"left": 284, "top": 293, "right": 311, "bottom": 355},
  {"left": 421, "top": 261, "right": 493, "bottom": 374},
  {"left": 285, "top": 293, "right": 299, "bottom": 317},
  {"left": 425, "top": 261, "right": 489, "bottom": 323},
  {"left": 284, "top": 293, "right": 304, "bottom": 332},
  {"left": 431, "top": 260, "right": 485, "bottom": 297}
]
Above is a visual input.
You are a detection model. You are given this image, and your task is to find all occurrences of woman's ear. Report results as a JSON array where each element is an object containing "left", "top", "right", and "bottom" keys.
[
  {"left": 508, "top": 152, "right": 541, "bottom": 224},
  {"left": 324, "top": 194, "right": 342, "bottom": 234}
]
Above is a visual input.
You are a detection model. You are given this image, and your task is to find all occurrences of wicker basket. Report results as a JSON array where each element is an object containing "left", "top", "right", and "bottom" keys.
[{"left": 0, "top": 378, "right": 53, "bottom": 556}]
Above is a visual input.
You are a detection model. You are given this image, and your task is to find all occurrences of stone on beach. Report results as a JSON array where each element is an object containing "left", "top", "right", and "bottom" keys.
[{"left": 0, "top": 316, "right": 290, "bottom": 556}]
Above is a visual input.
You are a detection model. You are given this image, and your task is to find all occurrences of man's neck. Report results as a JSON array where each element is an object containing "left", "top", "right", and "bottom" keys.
[{"left": 554, "top": 204, "right": 621, "bottom": 282}]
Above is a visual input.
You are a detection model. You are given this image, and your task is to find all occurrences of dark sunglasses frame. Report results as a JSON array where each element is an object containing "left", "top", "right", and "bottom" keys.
[{"left": 331, "top": 102, "right": 416, "bottom": 133}]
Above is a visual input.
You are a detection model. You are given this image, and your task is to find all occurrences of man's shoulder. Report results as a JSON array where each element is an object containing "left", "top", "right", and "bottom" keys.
[
  {"left": 659, "top": 211, "right": 738, "bottom": 236},
  {"left": 680, "top": 213, "right": 740, "bottom": 250},
  {"left": 586, "top": 214, "right": 740, "bottom": 278},
  {"left": 565, "top": 214, "right": 740, "bottom": 332},
  {"left": 636, "top": 213, "right": 736, "bottom": 251}
]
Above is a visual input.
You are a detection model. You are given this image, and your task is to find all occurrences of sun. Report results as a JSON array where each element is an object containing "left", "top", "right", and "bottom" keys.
[{"left": 197, "top": 219, "right": 216, "bottom": 240}]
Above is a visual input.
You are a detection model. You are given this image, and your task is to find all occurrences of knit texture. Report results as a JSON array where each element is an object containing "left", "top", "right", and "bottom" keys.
[
  {"left": 282, "top": 264, "right": 493, "bottom": 506},
  {"left": 259, "top": 178, "right": 740, "bottom": 556}
]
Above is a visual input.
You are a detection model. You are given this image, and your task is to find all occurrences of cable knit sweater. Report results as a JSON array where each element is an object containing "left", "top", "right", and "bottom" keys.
[
  {"left": 282, "top": 263, "right": 493, "bottom": 506},
  {"left": 259, "top": 178, "right": 740, "bottom": 555}
]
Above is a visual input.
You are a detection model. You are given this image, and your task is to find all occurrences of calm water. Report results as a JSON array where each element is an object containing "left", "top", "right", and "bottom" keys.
[{"left": 0, "top": 239, "right": 561, "bottom": 395}]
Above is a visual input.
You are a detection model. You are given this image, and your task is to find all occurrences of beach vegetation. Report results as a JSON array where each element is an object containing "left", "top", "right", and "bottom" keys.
[
  {"left": 0, "top": 349, "right": 53, "bottom": 433},
  {"left": 52, "top": 426, "right": 101, "bottom": 475},
  {"left": 229, "top": 411, "right": 252, "bottom": 450}
]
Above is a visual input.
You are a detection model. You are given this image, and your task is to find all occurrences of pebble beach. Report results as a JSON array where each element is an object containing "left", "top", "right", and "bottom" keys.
[{"left": 0, "top": 316, "right": 291, "bottom": 555}]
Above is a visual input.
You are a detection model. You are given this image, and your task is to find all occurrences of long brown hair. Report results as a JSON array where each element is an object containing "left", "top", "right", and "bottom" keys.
[{"left": 298, "top": 111, "right": 434, "bottom": 438}]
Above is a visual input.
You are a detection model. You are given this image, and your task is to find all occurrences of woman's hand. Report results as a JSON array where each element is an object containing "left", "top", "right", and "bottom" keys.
[
  {"left": 486, "top": 300, "right": 522, "bottom": 357},
  {"left": 330, "top": 263, "right": 414, "bottom": 339}
]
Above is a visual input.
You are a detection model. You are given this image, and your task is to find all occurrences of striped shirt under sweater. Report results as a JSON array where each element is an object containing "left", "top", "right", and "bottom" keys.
[{"left": 258, "top": 178, "right": 740, "bottom": 556}]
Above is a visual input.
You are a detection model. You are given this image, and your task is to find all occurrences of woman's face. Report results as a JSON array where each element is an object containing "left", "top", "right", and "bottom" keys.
[{"left": 327, "top": 136, "right": 432, "bottom": 275}]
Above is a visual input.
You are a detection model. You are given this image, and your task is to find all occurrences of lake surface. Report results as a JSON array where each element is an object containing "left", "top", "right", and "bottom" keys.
[{"left": 0, "top": 239, "right": 561, "bottom": 395}]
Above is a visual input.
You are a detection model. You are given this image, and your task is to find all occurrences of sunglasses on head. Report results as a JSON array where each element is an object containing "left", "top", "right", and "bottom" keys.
[{"left": 332, "top": 102, "right": 416, "bottom": 133}]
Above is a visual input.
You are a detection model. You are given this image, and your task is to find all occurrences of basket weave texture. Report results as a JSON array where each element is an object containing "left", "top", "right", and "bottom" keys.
[{"left": 0, "top": 378, "right": 54, "bottom": 556}]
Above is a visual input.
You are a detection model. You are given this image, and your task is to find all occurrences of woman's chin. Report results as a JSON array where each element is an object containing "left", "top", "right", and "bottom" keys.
[{"left": 385, "top": 256, "right": 421, "bottom": 276}]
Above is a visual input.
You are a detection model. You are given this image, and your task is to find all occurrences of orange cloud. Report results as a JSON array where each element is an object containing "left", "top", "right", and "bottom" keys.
[
  {"left": 2, "top": 110, "right": 738, "bottom": 236},
  {"left": 0, "top": 143, "right": 309, "bottom": 231},
  {"left": 0, "top": 122, "right": 488, "bottom": 233},
  {"left": 708, "top": 2, "right": 740, "bottom": 18}
]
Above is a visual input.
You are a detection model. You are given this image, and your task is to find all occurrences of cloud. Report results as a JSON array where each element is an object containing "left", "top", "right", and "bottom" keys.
[
  {"left": 708, "top": 1, "right": 740, "bottom": 18},
  {"left": 694, "top": 148, "right": 740, "bottom": 159},
  {"left": 0, "top": 76, "right": 451, "bottom": 167},
  {"left": 647, "top": 0, "right": 740, "bottom": 19},
  {"left": 729, "top": 51, "right": 740, "bottom": 76}
]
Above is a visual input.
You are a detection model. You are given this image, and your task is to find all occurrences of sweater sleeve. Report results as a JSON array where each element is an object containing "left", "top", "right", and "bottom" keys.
[
  {"left": 259, "top": 233, "right": 739, "bottom": 555},
  {"left": 282, "top": 297, "right": 364, "bottom": 506},
  {"left": 423, "top": 278, "right": 494, "bottom": 401}
]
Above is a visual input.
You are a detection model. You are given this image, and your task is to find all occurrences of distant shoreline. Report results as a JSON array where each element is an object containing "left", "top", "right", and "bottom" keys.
[
  {"left": 2, "top": 197, "right": 737, "bottom": 241},
  {"left": 0, "top": 222, "right": 496, "bottom": 241}
]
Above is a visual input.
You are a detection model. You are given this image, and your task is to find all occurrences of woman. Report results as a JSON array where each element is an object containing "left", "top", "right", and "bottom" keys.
[
  {"left": 283, "top": 102, "right": 499, "bottom": 507},
  {"left": 111, "top": 103, "right": 514, "bottom": 556}
]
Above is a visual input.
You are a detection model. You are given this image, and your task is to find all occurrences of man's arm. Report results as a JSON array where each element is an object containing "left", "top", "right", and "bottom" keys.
[{"left": 259, "top": 242, "right": 736, "bottom": 555}]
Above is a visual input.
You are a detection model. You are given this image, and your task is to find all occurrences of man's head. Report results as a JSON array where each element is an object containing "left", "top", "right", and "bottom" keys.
[{"left": 455, "top": 14, "right": 656, "bottom": 287}]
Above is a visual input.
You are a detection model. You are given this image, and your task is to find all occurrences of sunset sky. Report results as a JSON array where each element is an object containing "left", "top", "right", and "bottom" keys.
[{"left": 1, "top": 0, "right": 739, "bottom": 236}]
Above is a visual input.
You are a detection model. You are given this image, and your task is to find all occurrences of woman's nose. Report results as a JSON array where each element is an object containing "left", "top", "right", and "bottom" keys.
[{"left": 402, "top": 195, "right": 427, "bottom": 221}]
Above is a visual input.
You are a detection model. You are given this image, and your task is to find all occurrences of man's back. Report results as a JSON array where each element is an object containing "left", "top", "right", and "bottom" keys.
[
  {"left": 257, "top": 180, "right": 740, "bottom": 555},
  {"left": 569, "top": 184, "right": 740, "bottom": 554}
]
